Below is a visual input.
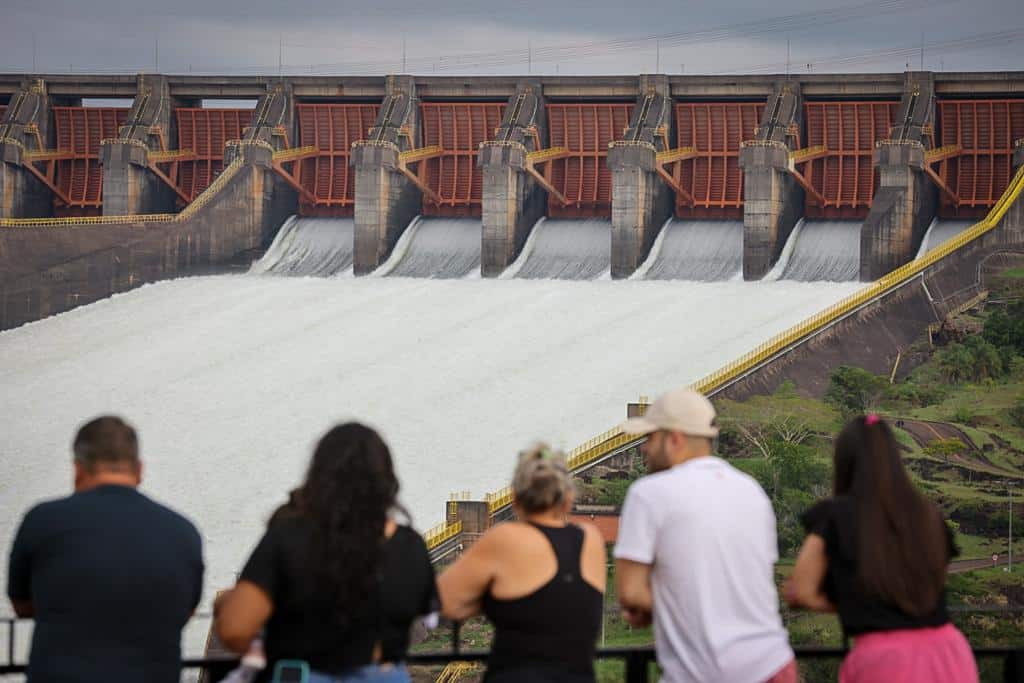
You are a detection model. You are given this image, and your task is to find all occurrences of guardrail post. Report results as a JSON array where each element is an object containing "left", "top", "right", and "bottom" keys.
[
  {"left": 451, "top": 621, "right": 461, "bottom": 656},
  {"left": 624, "top": 649, "right": 649, "bottom": 683}
]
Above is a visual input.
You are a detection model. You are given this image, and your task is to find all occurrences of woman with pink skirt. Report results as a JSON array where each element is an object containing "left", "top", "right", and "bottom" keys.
[{"left": 784, "top": 414, "right": 978, "bottom": 683}]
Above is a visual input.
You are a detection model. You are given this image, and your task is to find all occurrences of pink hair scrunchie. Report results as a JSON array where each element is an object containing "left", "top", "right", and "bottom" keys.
[{"left": 865, "top": 414, "right": 881, "bottom": 426}]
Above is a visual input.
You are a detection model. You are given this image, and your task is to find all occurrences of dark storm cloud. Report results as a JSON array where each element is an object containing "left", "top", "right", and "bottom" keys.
[{"left": 0, "top": 0, "right": 1021, "bottom": 75}]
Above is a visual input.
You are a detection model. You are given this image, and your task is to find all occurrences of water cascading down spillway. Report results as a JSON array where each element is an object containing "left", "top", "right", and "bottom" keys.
[
  {"left": 384, "top": 218, "right": 482, "bottom": 279},
  {"left": 249, "top": 216, "right": 355, "bottom": 277},
  {"left": 507, "top": 219, "right": 612, "bottom": 280},
  {"left": 637, "top": 220, "right": 744, "bottom": 281}
]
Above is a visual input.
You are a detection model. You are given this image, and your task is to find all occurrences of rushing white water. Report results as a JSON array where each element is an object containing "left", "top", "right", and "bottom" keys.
[
  {"left": 916, "top": 218, "right": 973, "bottom": 259},
  {"left": 384, "top": 218, "right": 481, "bottom": 279},
  {"left": 764, "top": 219, "right": 806, "bottom": 282},
  {"left": 778, "top": 220, "right": 861, "bottom": 282},
  {"left": 249, "top": 216, "right": 355, "bottom": 277},
  {"left": 638, "top": 220, "right": 744, "bottom": 281},
  {"left": 0, "top": 275, "right": 861, "bottom": 653},
  {"left": 511, "top": 219, "right": 611, "bottom": 280}
]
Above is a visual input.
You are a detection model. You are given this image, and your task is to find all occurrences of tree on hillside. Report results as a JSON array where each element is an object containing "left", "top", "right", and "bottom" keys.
[
  {"left": 983, "top": 302, "right": 1024, "bottom": 352},
  {"left": 824, "top": 366, "right": 888, "bottom": 416},
  {"left": 936, "top": 343, "right": 975, "bottom": 384},
  {"left": 923, "top": 438, "right": 966, "bottom": 464}
]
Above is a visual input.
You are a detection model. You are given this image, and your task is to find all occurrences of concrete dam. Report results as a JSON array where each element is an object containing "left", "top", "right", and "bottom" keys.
[
  {"left": 1, "top": 71, "right": 1022, "bottom": 328},
  {"left": 2, "top": 69, "right": 1024, "bottom": 609}
]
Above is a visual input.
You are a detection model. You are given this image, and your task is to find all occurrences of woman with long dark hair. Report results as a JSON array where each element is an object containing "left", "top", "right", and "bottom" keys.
[
  {"left": 215, "top": 423, "right": 437, "bottom": 683},
  {"left": 785, "top": 415, "right": 977, "bottom": 682}
]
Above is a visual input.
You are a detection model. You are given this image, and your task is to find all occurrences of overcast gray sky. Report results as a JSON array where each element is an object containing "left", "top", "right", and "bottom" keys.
[{"left": 1, "top": 0, "right": 1021, "bottom": 76}]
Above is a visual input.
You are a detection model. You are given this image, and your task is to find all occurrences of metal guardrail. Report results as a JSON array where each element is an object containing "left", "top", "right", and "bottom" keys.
[
  {"left": 526, "top": 146, "right": 570, "bottom": 164},
  {"left": 0, "top": 157, "right": 245, "bottom": 228},
  {"left": 789, "top": 145, "right": 828, "bottom": 164},
  {"left": 424, "top": 521, "right": 463, "bottom": 550},
  {"left": 271, "top": 146, "right": 318, "bottom": 163},
  {"left": 0, "top": 614, "right": 1019, "bottom": 683},
  {"left": 148, "top": 149, "right": 197, "bottom": 163}
]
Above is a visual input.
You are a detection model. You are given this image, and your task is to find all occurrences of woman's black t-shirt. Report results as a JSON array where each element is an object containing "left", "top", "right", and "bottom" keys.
[
  {"left": 800, "top": 496, "right": 958, "bottom": 636},
  {"left": 240, "top": 513, "right": 437, "bottom": 677}
]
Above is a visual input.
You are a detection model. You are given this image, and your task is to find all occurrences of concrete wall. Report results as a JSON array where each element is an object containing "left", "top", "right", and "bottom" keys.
[
  {"left": 353, "top": 77, "right": 422, "bottom": 275},
  {"left": 860, "top": 73, "right": 937, "bottom": 281},
  {"left": 860, "top": 143, "right": 938, "bottom": 280},
  {"left": 741, "top": 82, "right": 804, "bottom": 280},
  {"left": 0, "top": 79, "right": 54, "bottom": 219},
  {"left": 102, "top": 75, "right": 182, "bottom": 216},
  {"left": 480, "top": 82, "right": 548, "bottom": 277},
  {"left": 610, "top": 75, "right": 675, "bottom": 279},
  {"left": 0, "top": 150, "right": 279, "bottom": 331}
]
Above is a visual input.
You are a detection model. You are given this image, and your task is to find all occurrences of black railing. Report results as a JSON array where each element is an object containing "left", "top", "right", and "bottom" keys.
[{"left": 0, "top": 617, "right": 1021, "bottom": 682}]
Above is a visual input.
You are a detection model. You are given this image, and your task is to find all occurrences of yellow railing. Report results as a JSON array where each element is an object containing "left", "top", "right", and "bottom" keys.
[
  {"left": 271, "top": 146, "right": 318, "bottom": 163},
  {"left": 925, "top": 144, "right": 961, "bottom": 163},
  {"left": 398, "top": 145, "right": 443, "bottom": 164},
  {"left": 485, "top": 487, "right": 514, "bottom": 514},
  {"left": 148, "top": 149, "right": 197, "bottom": 163},
  {"left": 0, "top": 214, "right": 175, "bottom": 227},
  {"left": 690, "top": 162, "right": 1024, "bottom": 396},
  {"left": 177, "top": 157, "right": 243, "bottom": 221},
  {"left": 22, "top": 149, "right": 74, "bottom": 162},
  {"left": 479, "top": 163, "right": 1024, "bottom": 515},
  {"left": 789, "top": 144, "right": 828, "bottom": 164},
  {"left": 436, "top": 662, "right": 478, "bottom": 683},
  {"left": 656, "top": 147, "right": 698, "bottom": 164},
  {"left": 424, "top": 520, "right": 463, "bottom": 550},
  {"left": 526, "top": 146, "right": 571, "bottom": 164},
  {"left": 0, "top": 157, "right": 245, "bottom": 228}
]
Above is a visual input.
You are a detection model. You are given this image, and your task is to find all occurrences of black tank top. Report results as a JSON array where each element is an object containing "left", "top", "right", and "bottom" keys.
[{"left": 482, "top": 522, "right": 603, "bottom": 681}]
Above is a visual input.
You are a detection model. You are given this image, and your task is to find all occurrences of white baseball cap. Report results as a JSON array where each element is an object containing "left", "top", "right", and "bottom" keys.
[{"left": 621, "top": 388, "right": 719, "bottom": 438}]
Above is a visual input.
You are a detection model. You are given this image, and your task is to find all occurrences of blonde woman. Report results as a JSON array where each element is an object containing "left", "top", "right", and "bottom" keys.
[{"left": 438, "top": 446, "right": 606, "bottom": 682}]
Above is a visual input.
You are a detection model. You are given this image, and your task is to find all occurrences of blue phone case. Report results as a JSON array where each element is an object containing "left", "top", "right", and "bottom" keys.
[{"left": 271, "top": 659, "right": 310, "bottom": 683}]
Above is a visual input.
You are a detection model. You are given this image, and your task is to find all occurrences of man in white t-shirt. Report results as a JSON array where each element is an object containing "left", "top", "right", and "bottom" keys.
[{"left": 614, "top": 388, "right": 796, "bottom": 683}]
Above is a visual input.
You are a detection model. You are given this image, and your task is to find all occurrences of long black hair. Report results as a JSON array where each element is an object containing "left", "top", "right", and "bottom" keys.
[
  {"left": 833, "top": 416, "right": 948, "bottom": 617},
  {"left": 296, "top": 423, "right": 403, "bottom": 625}
]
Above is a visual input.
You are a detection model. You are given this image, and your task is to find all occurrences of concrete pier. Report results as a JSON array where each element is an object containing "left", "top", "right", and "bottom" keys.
[
  {"left": 740, "top": 82, "right": 804, "bottom": 280},
  {"left": 352, "top": 76, "right": 422, "bottom": 275},
  {"left": 479, "top": 81, "right": 548, "bottom": 277},
  {"left": 609, "top": 75, "right": 675, "bottom": 279},
  {"left": 0, "top": 79, "right": 53, "bottom": 219},
  {"left": 101, "top": 75, "right": 183, "bottom": 216},
  {"left": 860, "top": 73, "right": 937, "bottom": 281}
]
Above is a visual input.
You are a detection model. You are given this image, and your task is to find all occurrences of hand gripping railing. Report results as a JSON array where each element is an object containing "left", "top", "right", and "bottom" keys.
[{"left": 479, "top": 163, "right": 1024, "bottom": 516}]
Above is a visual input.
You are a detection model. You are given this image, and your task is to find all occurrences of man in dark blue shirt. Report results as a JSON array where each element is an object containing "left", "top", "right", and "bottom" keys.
[{"left": 7, "top": 416, "right": 204, "bottom": 682}]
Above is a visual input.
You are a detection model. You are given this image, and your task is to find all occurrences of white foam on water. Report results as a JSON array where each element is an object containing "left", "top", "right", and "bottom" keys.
[{"left": 0, "top": 275, "right": 861, "bottom": 649}]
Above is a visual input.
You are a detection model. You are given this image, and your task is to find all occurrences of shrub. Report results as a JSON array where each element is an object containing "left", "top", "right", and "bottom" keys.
[
  {"left": 824, "top": 366, "right": 888, "bottom": 416},
  {"left": 1007, "top": 399, "right": 1024, "bottom": 428}
]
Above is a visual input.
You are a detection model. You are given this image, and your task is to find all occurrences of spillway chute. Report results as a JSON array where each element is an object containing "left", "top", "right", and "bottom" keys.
[
  {"left": 776, "top": 220, "right": 861, "bottom": 282},
  {"left": 916, "top": 219, "right": 973, "bottom": 259},
  {"left": 383, "top": 218, "right": 482, "bottom": 279},
  {"left": 249, "top": 216, "right": 355, "bottom": 277},
  {"left": 635, "top": 219, "right": 744, "bottom": 281},
  {"left": 510, "top": 218, "right": 611, "bottom": 280}
]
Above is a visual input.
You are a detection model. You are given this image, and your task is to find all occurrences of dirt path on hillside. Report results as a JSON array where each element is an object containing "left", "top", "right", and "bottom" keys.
[{"left": 898, "top": 419, "right": 1019, "bottom": 477}]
